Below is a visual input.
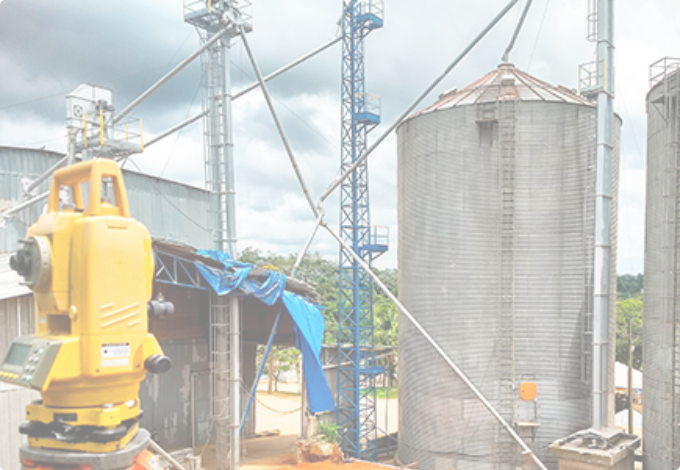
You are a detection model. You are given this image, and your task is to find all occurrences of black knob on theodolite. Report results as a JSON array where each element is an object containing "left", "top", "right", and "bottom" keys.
[
  {"left": 9, "top": 249, "right": 32, "bottom": 277},
  {"left": 145, "top": 354, "right": 172, "bottom": 374}
]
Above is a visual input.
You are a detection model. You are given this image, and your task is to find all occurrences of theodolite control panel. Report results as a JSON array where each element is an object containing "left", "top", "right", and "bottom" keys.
[{"left": 0, "top": 336, "right": 61, "bottom": 391}]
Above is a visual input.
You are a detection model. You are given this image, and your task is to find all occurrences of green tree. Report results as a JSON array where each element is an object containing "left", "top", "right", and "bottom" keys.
[
  {"left": 617, "top": 274, "right": 643, "bottom": 300},
  {"left": 616, "top": 296, "right": 642, "bottom": 370},
  {"left": 238, "top": 248, "right": 399, "bottom": 348}
]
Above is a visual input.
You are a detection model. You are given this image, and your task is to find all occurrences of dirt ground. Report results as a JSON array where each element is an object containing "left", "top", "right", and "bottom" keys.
[{"left": 196, "top": 384, "right": 399, "bottom": 470}]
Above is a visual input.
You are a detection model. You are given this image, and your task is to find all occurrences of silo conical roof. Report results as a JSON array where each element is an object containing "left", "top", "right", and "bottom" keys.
[{"left": 414, "top": 63, "right": 592, "bottom": 118}]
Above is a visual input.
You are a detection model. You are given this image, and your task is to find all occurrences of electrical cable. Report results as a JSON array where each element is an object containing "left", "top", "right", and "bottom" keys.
[
  {"left": 526, "top": 0, "right": 551, "bottom": 71},
  {"left": 228, "top": 57, "right": 339, "bottom": 153},
  {"left": 126, "top": 159, "right": 213, "bottom": 236},
  {"left": 159, "top": 80, "right": 203, "bottom": 178}
]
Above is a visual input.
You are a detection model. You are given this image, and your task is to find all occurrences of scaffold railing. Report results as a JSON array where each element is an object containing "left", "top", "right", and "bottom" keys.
[{"left": 650, "top": 57, "right": 680, "bottom": 89}]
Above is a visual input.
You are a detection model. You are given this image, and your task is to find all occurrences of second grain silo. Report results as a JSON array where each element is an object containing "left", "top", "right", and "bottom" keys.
[
  {"left": 644, "top": 58, "right": 680, "bottom": 470},
  {"left": 397, "top": 63, "right": 620, "bottom": 470}
]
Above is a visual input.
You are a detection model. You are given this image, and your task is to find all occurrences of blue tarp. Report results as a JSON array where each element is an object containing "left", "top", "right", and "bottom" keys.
[{"left": 196, "top": 250, "right": 335, "bottom": 413}]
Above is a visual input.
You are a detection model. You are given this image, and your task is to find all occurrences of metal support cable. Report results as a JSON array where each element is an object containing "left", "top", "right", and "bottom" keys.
[
  {"left": 145, "top": 112, "right": 205, "bottom": 149},
  {"left": 1, "top": 191, "right": 49, "bottom": 218},
  {"left": 114, "top": 25, "right": 230, "bottom": 124},
  {"left": 240, "top": 307, "right": 282, "bottom": 433},
  {"left": 24, "top": 155, "right": 68, "bottom": 195},
  {"left": 292, "top": 209, "right": 324, "bottom": 277},
  {"left": 144, "top": 36, "right": 341, "bottom": 150},
  {"left": 239, "top": 27, "right": 319, "bottom": 218},
  {"left": 502, "top": 0, "right": 534, "bottom": 62},
  {"left": 319, "top": 0, "right": 519, "bottom": 203},
  {"left": 320, "top": 221, "right": 549, "bottom": 470}
]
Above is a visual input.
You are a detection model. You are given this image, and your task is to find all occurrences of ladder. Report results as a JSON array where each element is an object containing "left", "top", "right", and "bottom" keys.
[{"left": 496, "top": 97, "right": 517, "bottom": 469}]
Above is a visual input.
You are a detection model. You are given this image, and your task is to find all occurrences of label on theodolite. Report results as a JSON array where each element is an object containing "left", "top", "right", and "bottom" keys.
[{"left": 101, "top": 342, "right": 130, "bottom": 367}]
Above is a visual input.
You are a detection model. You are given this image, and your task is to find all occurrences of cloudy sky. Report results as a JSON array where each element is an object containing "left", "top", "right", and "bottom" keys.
[{"left": 0, "top": 0, "right": 676, "bottom": 274}]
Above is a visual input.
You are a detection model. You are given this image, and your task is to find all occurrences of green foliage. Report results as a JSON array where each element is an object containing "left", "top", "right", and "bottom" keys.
[
  {"left": 615, "top": 296, "right": 643, "bottom": 370},
  {"left": 375, "top": 386, "right": 398, "bottom": 399},
  {"left": 617, "top": 274, "right": 643, "bottom": 300},
  {"left": 317, "top": 421, "right": 341, "bottom": 444},
  {"left": 239, "top": 247, "right": 399, "bottom": 349}
]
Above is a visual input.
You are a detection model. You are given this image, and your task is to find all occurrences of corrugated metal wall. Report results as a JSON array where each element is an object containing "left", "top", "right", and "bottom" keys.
[
  {"left": 0, "top": 295, "right": 34, "bottom": 355},
  {"left": 0, "top": 384, "right": 39, "bottom": 470},
  {"left": 0, "top": 147, "right": 215, "bottom": 254},
  {"left": 0, "top": 147, "right": 63, "bottom": 254},
  {"left": 0, "top": 294, "right": 36, "bottom": 470},
  {"left": 397, "top": 99, "right": 619, "bottom": 470},
  {"left": 644, "top": 68, "right": 680, "bottom": 470},
  {"left": 0, "top": 287, "right": 213, "bottom": 455},
  {"left": 139, "top": 338, "right": 211, "bottom": 450}
]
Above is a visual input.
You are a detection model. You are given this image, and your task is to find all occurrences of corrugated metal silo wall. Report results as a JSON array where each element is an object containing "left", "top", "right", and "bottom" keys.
[
  {"left": 0, "top": 148, "right": 215, "bottom": 253},
  {"left": 644, "top": 71, "right": 680, "bottom": 470},
  {"left": 397, "top": 101, "right": 619, "bottom": 470}
]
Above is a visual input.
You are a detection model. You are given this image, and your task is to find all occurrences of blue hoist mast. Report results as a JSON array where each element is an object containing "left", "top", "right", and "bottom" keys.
[{"left": 337, "top": 0, "right": 387, "bottom": 460}]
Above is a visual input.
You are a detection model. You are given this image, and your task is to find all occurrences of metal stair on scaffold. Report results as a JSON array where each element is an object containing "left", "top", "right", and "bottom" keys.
[{"left": 337, "top": 0, "right": 386, "bottom": 461}]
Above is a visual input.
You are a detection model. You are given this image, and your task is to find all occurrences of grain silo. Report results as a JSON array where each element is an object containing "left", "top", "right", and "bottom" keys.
[
  {"left": 397, "top": 63, "right": 620, "bottom": 470},
  {"left": 644, "top": 58, "right": 680, "bottom": 470}
]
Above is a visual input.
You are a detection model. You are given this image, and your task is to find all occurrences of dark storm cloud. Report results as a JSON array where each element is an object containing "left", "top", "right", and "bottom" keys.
[{"left": 0, "top": 0, "right": 200, "bottom": 123}]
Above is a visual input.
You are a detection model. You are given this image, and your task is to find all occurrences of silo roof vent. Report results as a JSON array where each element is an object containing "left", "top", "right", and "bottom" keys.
[{"left": 438, "top": 87, "right": 458, "bottom": 100}]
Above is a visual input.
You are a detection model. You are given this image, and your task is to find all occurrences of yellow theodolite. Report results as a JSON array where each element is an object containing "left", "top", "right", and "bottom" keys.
[{"left": 1, "top": 159, "right": 171, "bottom": 456}]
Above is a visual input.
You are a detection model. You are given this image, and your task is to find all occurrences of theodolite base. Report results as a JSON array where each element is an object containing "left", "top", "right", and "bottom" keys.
[
  {"left": 20, "top": 428, "right": 150, "bottom": 470},
  {"left": 23, "top": 422, "right": 140, "bottom": 454}
]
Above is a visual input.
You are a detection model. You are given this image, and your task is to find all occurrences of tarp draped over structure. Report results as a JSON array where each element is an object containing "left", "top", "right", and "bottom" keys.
[{"left": 196, "top": 250, "right": 334, "bottom": 413}]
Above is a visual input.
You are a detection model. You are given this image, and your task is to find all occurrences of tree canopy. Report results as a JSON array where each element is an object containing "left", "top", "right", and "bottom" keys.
[{"left": 239, "top": 247, "right": 398, "bottom": 348}]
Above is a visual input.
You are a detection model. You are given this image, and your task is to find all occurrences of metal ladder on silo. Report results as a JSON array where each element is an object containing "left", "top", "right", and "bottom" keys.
[
  {"left": 497, "top": 97, "right": 517, "bottom": 469},
  {"left": 209, "top": 294, "right": 232, "bottom": 469},
  {"left": 580, "top": 109, "right": 596, "bottom": 387}
]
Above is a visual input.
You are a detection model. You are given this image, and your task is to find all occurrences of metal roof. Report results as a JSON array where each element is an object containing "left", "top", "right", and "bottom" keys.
[
  {"left": 0, "top": 253, "right": 30, "bottom": 301},
  {"left": 413, "top": 63, "right": 593, "bottom": 117}
]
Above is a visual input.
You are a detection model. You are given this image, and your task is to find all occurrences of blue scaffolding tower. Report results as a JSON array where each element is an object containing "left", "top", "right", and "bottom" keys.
[{"left": 337, "top": 0, "right": 386, "bottom": 460}]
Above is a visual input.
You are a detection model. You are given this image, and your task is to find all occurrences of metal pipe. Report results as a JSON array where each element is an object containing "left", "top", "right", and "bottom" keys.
[
  {"left": 223, "top": 35, "right": 237, "bottom": 257},
  {"left": 239, "top": 27, "right": 319, "bottom": 218},
  {"left": 229, "top": 296, "right": 241, "bottom": 470},
  {"left": 24, "top": 155, "right": 68, "bottom": 196},
  {"left": 190, "top": 371, "right": 196, "bottom": 450},
  {"left": 627, "top": 321, "right": 633, "bottom": 434},
  {"left": 240, "top": 307, "right": 282, "bottom": 433},
  {"left": 148, "top": 439, "right": 189, "bottom": 470},
  {"left": 501, "top": 0, "right": 534, "bottom": 62},
  {"left": 145, "top": 112, "right": 205, "bottom": 149},
  {"left": 320, "top": 0, "right": 519, "bottom": 203},
  {"left": 592, "top": 0, "right": 614, "bottom": 430},
  {"left": 235, "top": 36, "right": 341, "bottom": 100},
  {"left": 1, "top": 191, "right": 49, "bottom": 218},
  {"left": 142, "top": 37, "right": 341, "bottom": 150},
  {"left": 292, "top": 209, "right": 324, "bottom": 277},
  {"left": 321, "top": 221, "right": 549, "bottom": 470},
  {"left": 113, "top": 25, "right": 230, "bottom": 124}
]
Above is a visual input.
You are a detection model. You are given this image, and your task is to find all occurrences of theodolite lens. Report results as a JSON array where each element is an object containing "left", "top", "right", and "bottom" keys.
[{"left": 9, "top": 250, "right": 32, "bottom": 277}]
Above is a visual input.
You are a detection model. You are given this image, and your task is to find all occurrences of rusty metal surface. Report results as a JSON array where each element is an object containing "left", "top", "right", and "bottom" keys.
[{"left": 411, "top": 63, "right": 593, "bottom": 120}]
